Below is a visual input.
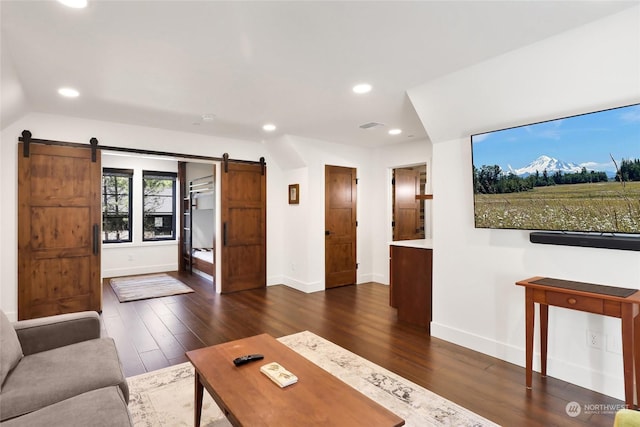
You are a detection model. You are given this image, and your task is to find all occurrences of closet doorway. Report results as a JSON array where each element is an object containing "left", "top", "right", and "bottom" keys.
[
  {"left": 179, "top": 162, "right": 216, "bottom": 283},
  {"left": 392, "top": 165, "right": 427, "bottom": 241},
  {"left": 180, "top": 157, "right": 269, "bottom": 293}
]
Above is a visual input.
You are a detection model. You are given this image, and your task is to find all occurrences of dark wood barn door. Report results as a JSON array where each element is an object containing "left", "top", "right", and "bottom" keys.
[
  {"left": 18, "top": 143, "right": 102, "bottom": 320},
  {"left": 220, "top": 161, "right": 266, "bottom": 293},
  {"left": 325, "top": 165, "right": 357, "bottom": 289}
]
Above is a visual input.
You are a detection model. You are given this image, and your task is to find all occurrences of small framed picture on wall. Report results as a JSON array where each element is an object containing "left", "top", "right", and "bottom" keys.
[{"left": 288, "top": 184, "right": 299, "bottom": 204}]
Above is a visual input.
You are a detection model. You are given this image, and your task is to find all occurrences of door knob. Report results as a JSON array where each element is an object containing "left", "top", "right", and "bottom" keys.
[{"left": 325, "top": 230, "right": 331, "bottom": 236}]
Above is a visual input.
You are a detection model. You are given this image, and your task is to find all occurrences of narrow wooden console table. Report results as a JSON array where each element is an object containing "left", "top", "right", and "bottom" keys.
[{"left": 516, "top": 276, "right": 640, "bottom": 408}]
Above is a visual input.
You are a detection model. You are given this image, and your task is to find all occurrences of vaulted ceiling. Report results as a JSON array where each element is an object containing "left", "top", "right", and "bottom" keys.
[{"left": 1, "top": 1, "right": 636, "bottom": 147}]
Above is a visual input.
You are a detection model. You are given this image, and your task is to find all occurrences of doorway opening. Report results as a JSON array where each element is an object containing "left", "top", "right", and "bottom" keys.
[
  {"left": 392, "top": 164, "right": 427, "bottom": 241},
  {"left": 324, "top": 165, "right": 357, "bottom": 289},
  {"left": 180, "top": 161, "right": 217, "bottom": 284}
]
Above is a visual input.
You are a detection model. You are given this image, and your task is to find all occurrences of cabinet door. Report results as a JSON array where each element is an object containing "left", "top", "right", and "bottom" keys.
[{"left": 390, "top": 246, "right": 432, "bottom": 330}]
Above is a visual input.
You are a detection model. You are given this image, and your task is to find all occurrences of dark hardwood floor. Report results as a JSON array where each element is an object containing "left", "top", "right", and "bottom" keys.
[{"left": 101, "top": 272, "right": 623, "bottom": 426}]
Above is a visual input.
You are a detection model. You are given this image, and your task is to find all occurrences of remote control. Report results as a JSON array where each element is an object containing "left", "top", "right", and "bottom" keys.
[{"left": 233, "top": 354, "right": 264, "bottom": 366}]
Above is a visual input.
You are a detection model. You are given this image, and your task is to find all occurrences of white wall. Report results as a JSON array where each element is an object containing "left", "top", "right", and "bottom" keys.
[
  {"left": 272, "top": 134, "right": 376, "bottom": 292},
  {"left": 370, "top": 139, "right": 432, "bottom": 285},
  {"left": 0, "top": 36, "right": 28, "bottom": 130},
  {"left": 408, "top": 6, "right": 640, "bottom": 400},
  {"left": 101, "top": 153, "right": 179, "bottom": 278},
  {"left": 272, "top": 135, "right": 433, "bottom": 292}
]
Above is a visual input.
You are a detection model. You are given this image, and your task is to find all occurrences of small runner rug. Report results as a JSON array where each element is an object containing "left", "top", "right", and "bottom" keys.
[
  {"left": 110, "top": 273, "right": 194, "bottom": 303},
  {"left": 127, "top": 331, "right": 499, "bottom": 427}
]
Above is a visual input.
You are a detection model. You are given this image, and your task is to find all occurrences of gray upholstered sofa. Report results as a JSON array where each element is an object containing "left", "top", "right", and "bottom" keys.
[{"left": 0, "top": 310, "right": 132, "bottom": 426}]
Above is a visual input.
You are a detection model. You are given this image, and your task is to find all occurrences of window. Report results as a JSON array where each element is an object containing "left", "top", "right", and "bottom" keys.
[
  {"left": 102, "top": 168, "right": 133, "bottom": 243},
  {"left": 143, "top": 171, "right": 177, "bottom": 241}
]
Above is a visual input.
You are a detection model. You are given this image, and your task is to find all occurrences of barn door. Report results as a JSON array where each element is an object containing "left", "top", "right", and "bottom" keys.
[
  {"left": 18, "top": 143, "right": 102, "bottom": 320},
  {"left": 393, "top": 168, "right": 422, "bottom": 241},
  {"left": 325, "top": 165, "right": 357, "bottom": 289},
  {"left": 220, "top": 160, "right": 266, "bottom": 293}
]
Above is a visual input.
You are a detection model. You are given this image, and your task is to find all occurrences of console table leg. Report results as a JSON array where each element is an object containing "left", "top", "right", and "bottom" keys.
[
  {"left": 622, "top": 304, "right": 635, "bottom": 408},
  {"left": 525, "top": 288, "right": 534, "bottom": 389},
  {"left": 194, "top": 372, "right": 204, "bottom": 427},
  {"left": 540, "top": 304, "right": 548, "bottom": 378},
  {"left": 634, "top": 309, "right": 640, "bottom": 409}
]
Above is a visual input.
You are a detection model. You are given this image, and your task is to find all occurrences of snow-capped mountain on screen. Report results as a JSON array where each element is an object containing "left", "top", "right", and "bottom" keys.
[{"left": 508, "top": 155, "right": 583, "bottom": 177}]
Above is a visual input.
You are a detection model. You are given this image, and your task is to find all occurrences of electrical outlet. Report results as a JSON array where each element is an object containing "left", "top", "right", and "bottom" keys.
[{"left": 587, "top": 330, "right": 603, "bottom": 349}]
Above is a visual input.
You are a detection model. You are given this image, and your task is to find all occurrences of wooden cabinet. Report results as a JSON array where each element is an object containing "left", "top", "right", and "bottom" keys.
[{"left": 389, "top": 244, "right": 432, "bottom": 331}]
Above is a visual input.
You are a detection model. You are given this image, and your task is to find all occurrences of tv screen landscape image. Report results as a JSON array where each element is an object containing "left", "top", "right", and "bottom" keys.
[{"left": 471, "top": 103, "right": 640, "bottom": 234}]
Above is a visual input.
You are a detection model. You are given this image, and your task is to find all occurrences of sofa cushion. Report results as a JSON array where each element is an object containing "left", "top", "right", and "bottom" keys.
[
  {"left": 1, "top": 386, "right": 132, "bottom": 427},
  {"left": 0, "top": 310, "right": 23, "bottom": 391},
  {"left": 0, "top": 337, "right": 129, "bottom": 421}
]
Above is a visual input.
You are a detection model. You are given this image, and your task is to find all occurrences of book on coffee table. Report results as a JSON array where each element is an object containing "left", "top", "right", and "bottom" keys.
[{"left": 260, "top": 362, "right": 298, "bottom": 387}]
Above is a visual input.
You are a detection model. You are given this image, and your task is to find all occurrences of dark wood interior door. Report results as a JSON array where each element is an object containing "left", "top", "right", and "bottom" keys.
[
  {"left": 325, "top": 165, "right": 357, "bottom": 289},
  {"left": 18, "top": 143, "right": 102, "bottom": 320},
  {"left": 393, "top": 168, "right": 421, "bottom": 241},
  {"left": 220, "top": 161, "right": 266, "bottom": 293}
]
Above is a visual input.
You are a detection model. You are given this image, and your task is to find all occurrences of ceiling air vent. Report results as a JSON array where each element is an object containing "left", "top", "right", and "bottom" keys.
[{"left": 359, "top": 122, "right": 384, "bottom": 130}]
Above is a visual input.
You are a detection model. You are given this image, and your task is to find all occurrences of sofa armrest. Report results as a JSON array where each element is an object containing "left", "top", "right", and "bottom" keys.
[{"left": 14, "top": 311, "right": 101, "bottom": 355}]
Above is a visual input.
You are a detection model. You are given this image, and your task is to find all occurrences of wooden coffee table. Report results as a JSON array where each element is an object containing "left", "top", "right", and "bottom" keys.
[{"left": 186, "top": 333, "right": 405, "bottom": 426}]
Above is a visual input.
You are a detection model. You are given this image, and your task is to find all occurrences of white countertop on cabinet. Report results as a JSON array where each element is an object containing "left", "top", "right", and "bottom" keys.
[{"left": 388, "top": 239, "right": 433, "bottom": 249}]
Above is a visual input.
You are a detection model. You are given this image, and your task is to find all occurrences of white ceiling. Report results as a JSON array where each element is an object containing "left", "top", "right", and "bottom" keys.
[{"left": 1, "top": 1, "right": 636, "bottom": 147}]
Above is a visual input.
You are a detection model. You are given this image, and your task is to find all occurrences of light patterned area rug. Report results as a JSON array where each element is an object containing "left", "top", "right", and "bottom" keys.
[
  {"left": 110, "top": 273, "right": 194, "bottom": 303},
  {"left": 127, "top": 331, "right": 499, "bottom": 427}
]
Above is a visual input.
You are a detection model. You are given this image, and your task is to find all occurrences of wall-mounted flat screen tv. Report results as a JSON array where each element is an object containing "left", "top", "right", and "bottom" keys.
[{"left": 471, "top": 103, "right": 640, "bottom": 234}]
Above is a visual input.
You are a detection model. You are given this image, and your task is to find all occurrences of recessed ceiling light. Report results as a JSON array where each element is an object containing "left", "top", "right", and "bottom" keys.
[
  {"left": 352, "top": 83, "right": 372, "bottom": 94},
  {"left": 388, "top": 129, "right": 402, "bottom": 135},
  {"left": 58, "top": 87, "right": 80, "bottom": 98},
  {"left": 262, "top": 123, "right": 276, "bottom": 132},
  {"left": 57, "top": 0, "right": 88, "bottom": 8},
  {"left": 201, "top": 114, "right": 215, "bottom": 122}
]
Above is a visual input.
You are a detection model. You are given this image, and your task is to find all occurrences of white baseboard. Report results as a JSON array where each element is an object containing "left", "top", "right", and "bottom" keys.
[
  {"left": 357, "top": 273, "right": 375, "bottom": 283},
  {"left": 431, "top": 321, "right": 624, "bottom": 401},
  {"left": 282, "top": 276, "right": 323, "bottom": 293},
  {"left": 102, "top": 264, "right": 178, "bottom": 278},
  {"left": 267, "top": 275, "right": 284, "bottom": 286},
  {"left": 3, "top": 310, "right": 18, "bottom": 322},
  {"left": 192, "top": 268, "right": 213, "bottom": 282},
  {"left": 369, "top": 273, "right": 388, "bottom": 285}
]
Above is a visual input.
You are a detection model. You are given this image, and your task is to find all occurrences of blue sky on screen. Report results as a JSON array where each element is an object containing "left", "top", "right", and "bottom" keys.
[{"left": 472, "top": 103, "right": 640, "bottom": 173}]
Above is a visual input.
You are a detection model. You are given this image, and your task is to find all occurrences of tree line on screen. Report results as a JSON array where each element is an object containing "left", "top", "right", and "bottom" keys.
[{"left": 473, "top": 158, "right": 640, "bottom": 195}]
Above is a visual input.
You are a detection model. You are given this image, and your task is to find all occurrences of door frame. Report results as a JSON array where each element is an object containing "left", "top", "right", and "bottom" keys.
[
  {"left": 324, "top": 164, "right": 358, "bottom": 289},
  {"left": 388, "top": 162, "right": 431, "bottom": 244}
]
